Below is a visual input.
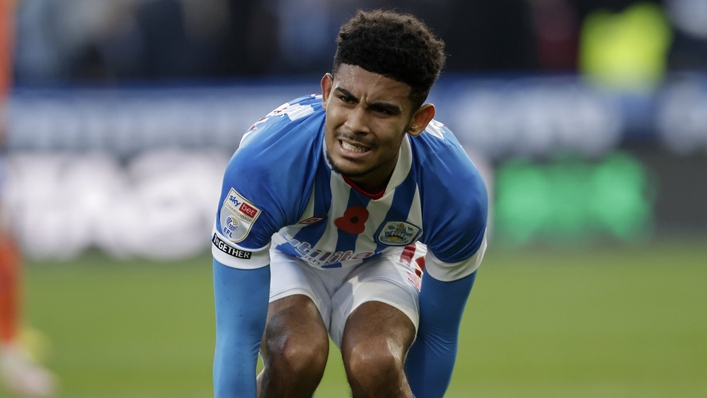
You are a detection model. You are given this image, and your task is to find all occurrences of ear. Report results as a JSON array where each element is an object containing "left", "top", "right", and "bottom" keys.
[
  {"left": 407, "top": 104, "right": 436, "bottom": 136},
  {"left": 321, "top": 73, "right": 334, "bottom": 109}
]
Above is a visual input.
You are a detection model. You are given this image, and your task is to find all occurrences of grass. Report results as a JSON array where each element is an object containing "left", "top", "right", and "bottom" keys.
[
  {"left": 6, "top": 239, "right": 707, "bottom": 397},
  {"left": 450, "top": 240, "right": 707, "bottom": 398},
  {"left": 17, "top": 253, "right": 215, "bottom": 398}
]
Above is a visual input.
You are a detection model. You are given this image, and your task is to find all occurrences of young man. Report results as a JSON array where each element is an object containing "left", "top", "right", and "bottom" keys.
[{"left": 213, "top": 10, "right": 488, "bottom": 398}]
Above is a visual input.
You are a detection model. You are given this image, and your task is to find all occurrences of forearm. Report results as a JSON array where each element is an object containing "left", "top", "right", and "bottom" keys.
[
  {"left": 213, "top": 259, "right": 270, "bottom": 398},
  {"left": 405, "top": 271, "right": 477, "bottom": 398}
]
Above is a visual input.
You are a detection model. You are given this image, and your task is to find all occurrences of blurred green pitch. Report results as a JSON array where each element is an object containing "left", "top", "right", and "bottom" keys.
[{"left": 10, "top": 240, "right": 707, "bottom": 398}]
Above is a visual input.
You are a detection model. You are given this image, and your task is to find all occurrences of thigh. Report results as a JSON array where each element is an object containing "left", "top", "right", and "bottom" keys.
[
  {"left": 258, "top": 294, "right": 330, "bottom": 397},
  {"left": 341, "top": 300, "right": 416, "bottom": 357},
  {"left": 269, "top": 248, "right": 333, "bottom": 329},
  {"left": 260, "top": 294, "right": 329, "bottom": 359},
  {"left": 340, "top": 301, "right": 416, "bottom": 398}
]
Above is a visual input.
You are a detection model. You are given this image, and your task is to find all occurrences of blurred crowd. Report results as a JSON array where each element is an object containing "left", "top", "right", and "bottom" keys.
[{"left": 12, "top": 0, "right": 707, "bottom": 85}]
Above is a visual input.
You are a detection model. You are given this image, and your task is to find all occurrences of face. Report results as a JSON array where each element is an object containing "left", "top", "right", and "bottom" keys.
[{"left": 321, "top": 64, "right": 435, "bottom": 192}]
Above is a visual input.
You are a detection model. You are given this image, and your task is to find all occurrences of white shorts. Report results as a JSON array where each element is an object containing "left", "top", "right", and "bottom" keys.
[{"left": 269, "top": 243, "right": 427, "bottom": 348}]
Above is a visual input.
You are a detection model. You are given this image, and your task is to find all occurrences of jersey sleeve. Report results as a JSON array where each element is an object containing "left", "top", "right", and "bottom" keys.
[
  {"left": 212, "top": 97, "right": 325, "bottom": 269},
  {"left": 213, "top": 260, "right": 270, "bottom": 397},
  {"left": 407, "top": 123, "right": 488, "bottom": 397},
  {"left": 416, "top": 122, "right": 489, "bottom": 281},
  {"left": 406, "top": 271, "right": 477, "bottom": 398},
  {"left": 212, "top": 97, "right": 324, "bottom": 397},
  {"left": 424, "top": 233, "right": 487, "bottom": 281}
]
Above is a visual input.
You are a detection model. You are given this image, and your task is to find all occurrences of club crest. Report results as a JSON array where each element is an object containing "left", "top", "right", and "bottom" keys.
[{"left": 376, "top": 221, "right": 421, "bottom": 246}]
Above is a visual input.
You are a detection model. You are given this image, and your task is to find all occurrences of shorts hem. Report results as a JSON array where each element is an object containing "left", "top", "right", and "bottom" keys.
[{"left": 270, "top": 288, "right": 317, "bottom": 304}]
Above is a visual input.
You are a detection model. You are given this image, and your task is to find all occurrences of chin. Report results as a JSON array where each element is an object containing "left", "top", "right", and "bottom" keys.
[
  {"left": 334, "top": 162, "right": 368, "bottom": 178},
  {"left": 326, "top": 151, "right": 368, "bottom": 178}
]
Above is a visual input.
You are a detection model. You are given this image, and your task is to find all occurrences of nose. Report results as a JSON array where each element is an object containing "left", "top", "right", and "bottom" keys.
[{"left": 344, "top": 106, "right": 370, "bottom": 135}]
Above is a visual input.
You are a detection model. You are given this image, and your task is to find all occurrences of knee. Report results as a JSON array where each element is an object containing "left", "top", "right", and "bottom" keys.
[
  {"left": 344, "top": 338, "right": 405, "bottom": 387},
  {"left": 263, "top": 328, "right": 329, "bottom": 377}
]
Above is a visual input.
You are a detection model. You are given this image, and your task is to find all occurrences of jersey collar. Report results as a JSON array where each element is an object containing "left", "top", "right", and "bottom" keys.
[{"left": 321, "top": 134, "right": 413, "bottom": 200}]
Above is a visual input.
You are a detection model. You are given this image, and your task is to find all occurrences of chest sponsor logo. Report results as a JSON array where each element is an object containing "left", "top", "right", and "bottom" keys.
[
  {"left": 376, "top": 221, "right": 421, "bottom": 246},
  {"left": 277, "top": 231, "right": 375, "bottom": 267},
  {"left": 220, "top": 188, "right": 261, "bottom": 242}
]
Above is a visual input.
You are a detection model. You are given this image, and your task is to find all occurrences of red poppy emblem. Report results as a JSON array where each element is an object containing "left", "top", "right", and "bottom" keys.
[{"left": 334, "top": 206, "right": 369, "bottom": 235}]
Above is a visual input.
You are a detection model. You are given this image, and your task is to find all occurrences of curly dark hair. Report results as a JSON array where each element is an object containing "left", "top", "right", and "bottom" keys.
[{"left": 333, "top": 9, "right": 446, "bottom": 108}]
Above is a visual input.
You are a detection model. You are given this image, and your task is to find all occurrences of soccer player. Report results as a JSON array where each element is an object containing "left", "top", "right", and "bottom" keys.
[
  {"left": 0, "top": 229, "right": 56, "bottom": 397},
  {"left": 212, "top": 10, "right": 488, "bottom": 398},
  {"left": 0, "top": 1, "right": 56, "bottom": 395}
]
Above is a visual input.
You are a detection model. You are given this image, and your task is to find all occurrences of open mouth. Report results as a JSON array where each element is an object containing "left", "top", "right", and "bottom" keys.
[{"left": 340, "top": 140, "right": 370, "bottom": 153}]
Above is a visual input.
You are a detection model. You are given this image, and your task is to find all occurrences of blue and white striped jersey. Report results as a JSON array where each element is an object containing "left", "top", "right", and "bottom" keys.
[{"left": 213, "top": 95, "right": 488, "bottom": 281}]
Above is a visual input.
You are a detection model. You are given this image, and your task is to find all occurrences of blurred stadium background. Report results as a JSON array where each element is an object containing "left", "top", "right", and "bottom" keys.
[{"left": 1, "top": 0, "right": 706, "bottom": 397}]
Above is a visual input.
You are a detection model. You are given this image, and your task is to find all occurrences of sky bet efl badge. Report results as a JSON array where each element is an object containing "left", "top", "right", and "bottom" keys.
[{"left": 220, "top": 188, "right": 261, "bottom": 242}]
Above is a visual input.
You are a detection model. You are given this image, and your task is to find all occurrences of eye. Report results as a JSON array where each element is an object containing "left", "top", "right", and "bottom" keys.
[
  {"left": 371, "top": 106, "right": 393, "bottom": 116},
  {"left": 338, "top": 95, "right": 354, "bottom": 104}
]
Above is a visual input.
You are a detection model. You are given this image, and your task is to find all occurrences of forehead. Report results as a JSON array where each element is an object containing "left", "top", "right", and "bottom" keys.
[{"left": 333, "top": 64, "right": 413, "bottom": 106}]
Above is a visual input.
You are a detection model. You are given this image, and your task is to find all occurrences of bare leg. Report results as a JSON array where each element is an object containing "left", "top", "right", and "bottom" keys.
[
  {"left": 257, "top": 294, "right": 329, "bottom": 398},
  {"left": 341, "top": 301, "right": 416, "bottom": 398}
]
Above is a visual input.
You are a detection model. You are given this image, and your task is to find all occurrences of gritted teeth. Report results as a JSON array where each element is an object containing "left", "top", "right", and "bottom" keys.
[{"left": 341, "top": 141, "right": 368, "bottom": 153}]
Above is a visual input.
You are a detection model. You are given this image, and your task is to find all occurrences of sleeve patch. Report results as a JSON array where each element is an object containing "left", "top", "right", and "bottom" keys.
[{"left": 219, "top": 188, "right": 262, "bottom": 242}]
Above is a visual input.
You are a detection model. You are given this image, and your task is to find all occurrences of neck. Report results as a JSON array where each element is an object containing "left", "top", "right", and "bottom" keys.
[{"left": 343, "top": 175, "right": 387, "bottom": 200}]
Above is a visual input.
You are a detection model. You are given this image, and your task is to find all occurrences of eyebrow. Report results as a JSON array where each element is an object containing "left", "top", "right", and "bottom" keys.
[{"left": 334, "top": 87, "right": 403, "bottom": 115}]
